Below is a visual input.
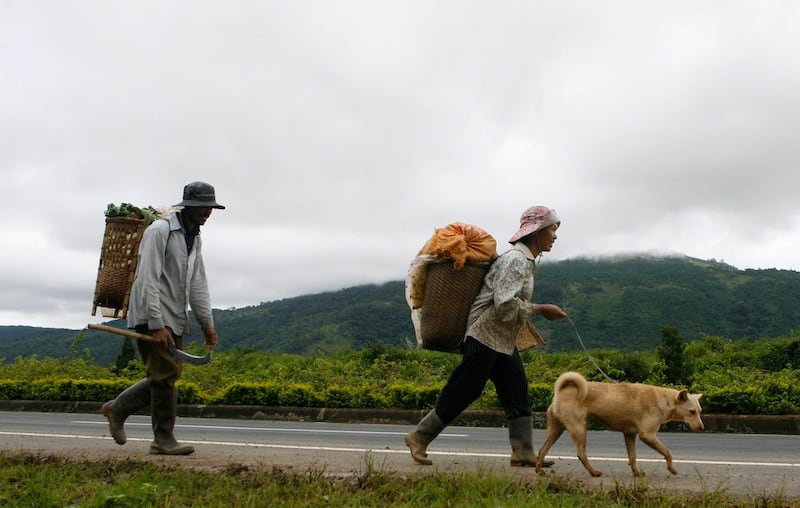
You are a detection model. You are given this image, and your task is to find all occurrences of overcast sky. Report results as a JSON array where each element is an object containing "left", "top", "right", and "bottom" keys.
[{"left": 2, "top": 1, "right": 799, "bottom": 330}]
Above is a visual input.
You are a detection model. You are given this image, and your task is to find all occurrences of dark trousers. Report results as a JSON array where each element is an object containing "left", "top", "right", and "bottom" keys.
[
  {"left": 434, "top": 336, "right": 531, "bottom": 424},
  {"left": 134, "top": 326, "right": 182, "bottom": 387}
]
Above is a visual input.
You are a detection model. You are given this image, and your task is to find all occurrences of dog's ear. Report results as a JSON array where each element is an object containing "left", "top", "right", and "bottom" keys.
[
  {"left": 696, "top": 393, "right": 703, "bottom": 400},
  {"left": 677, "top": 389, "right": 689, "bottom": 402}
]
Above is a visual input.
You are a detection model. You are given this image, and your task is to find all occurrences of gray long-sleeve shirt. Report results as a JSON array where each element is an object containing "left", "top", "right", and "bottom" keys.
[
  {"left": 464, "top": 242, "right": 540, "bottom": 355},
  {"left": 127, "top": 212, "right": 214, "bottom": 336}
]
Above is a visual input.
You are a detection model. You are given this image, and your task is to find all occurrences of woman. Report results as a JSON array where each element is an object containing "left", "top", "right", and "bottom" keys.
[{"left": 405, "top": 205, "right": 567, "bottom": 467}]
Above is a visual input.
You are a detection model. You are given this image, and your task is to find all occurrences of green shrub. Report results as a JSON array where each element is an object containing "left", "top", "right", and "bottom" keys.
[
  {"left": 29, "top": 379, "right": 65, "bottom": 400},
  {"left": 759, "top": 338, "right": 800, "bottom": 372},
  {"left": 66, "top": 379, "right": 130, "bottom": 401},
  {"left": 0, "top": 379, "right": 26, "bottom": 399},
  {"left": 336, "top": 385, "right": 388, "bottom": 409},
  {"left": 386, "top": 383, "right": 440, "bottom": 410},
  {"left": 176, "top": 382, "right": 208, "bottom": 405},
  {"left": 759, "top": 370, "right": 800, "bottom": 414},
  {"left": 213, "top": 382, "right": 323, "bottom": 407},
  {"left": 703, "top": 385, "right": 766, "bottom": 414},
  {"left": 278, "top": 383, "right": 323, "bottom": 407},
  {"left": 2, "top": 336, "right": 800, "bottom": 415},
  {"left": 213, "top": 382, "right": 282, "bottom": 405},
  {"left": 322, "top": 386, "right": 360, "bottom": 408},
  {"left": 528, "top": 383, "right": 552, "bottom": 412}
]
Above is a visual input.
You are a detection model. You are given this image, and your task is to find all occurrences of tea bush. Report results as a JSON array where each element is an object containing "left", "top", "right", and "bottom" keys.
[{"left": 1, "top": 334, "right": 799, "bottom": 414}]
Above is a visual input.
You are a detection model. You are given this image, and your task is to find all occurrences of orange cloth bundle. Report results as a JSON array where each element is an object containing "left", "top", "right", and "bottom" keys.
[
  {"left": 405, "top": 223, "right": 498, "bottom": 352},
  {"left": 418, "top": 222, "right": 497, "bottom": 269},
  {"left": 406, "top": 222, "right": 498, "bottom": 310}
]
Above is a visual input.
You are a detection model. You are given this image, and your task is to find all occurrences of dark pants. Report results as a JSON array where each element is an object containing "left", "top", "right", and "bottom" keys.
[
  {"left": 134, "top": 326, "right": 182, "bottom": 387},
  {"left": 434, "top": 336, "right": 531, "bottom": 423}
]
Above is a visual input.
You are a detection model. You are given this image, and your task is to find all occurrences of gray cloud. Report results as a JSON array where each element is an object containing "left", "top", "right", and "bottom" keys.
[{"left": 2, "top": 1, "right": 799, "bottom": 328}]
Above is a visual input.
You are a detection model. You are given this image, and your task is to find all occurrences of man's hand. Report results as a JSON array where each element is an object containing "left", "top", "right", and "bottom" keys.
[
  {"left": 151, "top": 328, "right": 174, "bottom": 349},
  {"left": 538, "top": 304, "right": 567, "bottom": 321},
  {"left": 203, "top": 327, "right": 219, "bottom": 349}
]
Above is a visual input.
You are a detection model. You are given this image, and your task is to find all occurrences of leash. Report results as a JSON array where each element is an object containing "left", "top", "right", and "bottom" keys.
[{"left": 564, "top": 314, "right": 619, "bottom": 383}]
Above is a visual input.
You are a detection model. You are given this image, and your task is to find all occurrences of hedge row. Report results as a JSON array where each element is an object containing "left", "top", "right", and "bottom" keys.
[
  {"left": 0, "top": 379, "right": 206, "bottom": 406},
  {"left": 1, "top": 377, "right": 798, "bottom": 414}
]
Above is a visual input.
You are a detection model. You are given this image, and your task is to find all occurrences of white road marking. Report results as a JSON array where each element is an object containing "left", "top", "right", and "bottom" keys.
[
  {"left": 2, "top": 431, "right": 799, "bottom": 468},
  {"left": 71, "top": 420, "right": 468, "bottom": 437}
]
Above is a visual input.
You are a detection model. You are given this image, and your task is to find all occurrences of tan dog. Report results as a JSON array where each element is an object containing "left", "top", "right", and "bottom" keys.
[{"left": 535, "top": 371, "right": 704, "bottom": 477}]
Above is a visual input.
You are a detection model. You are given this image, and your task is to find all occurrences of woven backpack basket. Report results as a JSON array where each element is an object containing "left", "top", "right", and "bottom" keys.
[
  {"left": 91, "top": 216, "right": 146, "bottom": 319},
  {"left": 418, "top": 260, "right": 492, "bottom": 353}
]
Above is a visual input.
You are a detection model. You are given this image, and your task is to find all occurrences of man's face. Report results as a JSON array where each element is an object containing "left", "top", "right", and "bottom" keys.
[{"left": 183, "top": 206, "right": 213, "bottom": 228}]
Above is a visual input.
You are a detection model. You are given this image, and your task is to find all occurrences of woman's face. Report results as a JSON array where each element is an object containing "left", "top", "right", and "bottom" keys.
[{"left": 536, "top": 224, "right": 558, "bottom": 252}]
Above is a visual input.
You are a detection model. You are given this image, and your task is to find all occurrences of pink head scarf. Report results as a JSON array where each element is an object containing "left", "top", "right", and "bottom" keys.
[{"left": 508, "top": 206, "right": 560, "bottom": 244}]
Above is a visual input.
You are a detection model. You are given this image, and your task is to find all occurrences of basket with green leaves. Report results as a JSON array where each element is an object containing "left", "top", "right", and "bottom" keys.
[{"left": 91, "top": 203, "right": 160, "bottom": 319}]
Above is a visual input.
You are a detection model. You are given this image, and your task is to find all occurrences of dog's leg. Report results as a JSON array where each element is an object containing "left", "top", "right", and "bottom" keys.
[
  {"left": 623, "top": 432, "right": 644, "bottom": 476},
  {"left": 639, "top": 433, "right": 677, "bottom": 474},
  {"left": 571, "top": 426, "right": 602, "bottom": 477},
  {"left": 535, "top": 418, "right": 564, "bottom": 475}
]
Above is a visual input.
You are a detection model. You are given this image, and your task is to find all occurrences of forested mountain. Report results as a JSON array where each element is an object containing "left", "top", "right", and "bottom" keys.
[
  {"left": 533, "top": 256, "right": 800, "bottom": 350},
  {"left": 2, "top": 255, "right": 799, "bottom": 366}
]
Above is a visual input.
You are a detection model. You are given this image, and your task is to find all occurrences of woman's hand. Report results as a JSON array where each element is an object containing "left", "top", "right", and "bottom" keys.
[{"left": 538, "top": 304, "right": 567, "bottom": 321}]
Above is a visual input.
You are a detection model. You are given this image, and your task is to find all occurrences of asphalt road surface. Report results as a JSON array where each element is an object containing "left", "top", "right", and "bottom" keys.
[{"left": 1, "top": 411, "right": 798, "bottom": 498}]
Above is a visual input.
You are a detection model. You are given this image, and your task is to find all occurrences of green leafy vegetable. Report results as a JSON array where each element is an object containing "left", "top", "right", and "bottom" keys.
[{"left": 104, "top": 202, "right": 160, "bottom": 226}]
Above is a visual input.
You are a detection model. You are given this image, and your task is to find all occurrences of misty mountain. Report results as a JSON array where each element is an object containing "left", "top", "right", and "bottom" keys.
[{"left": 2, "top": 255, "right": 799, "bottom": 366}]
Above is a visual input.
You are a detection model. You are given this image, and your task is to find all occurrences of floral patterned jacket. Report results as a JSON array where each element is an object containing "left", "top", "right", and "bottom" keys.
[{"left": 464, "top": 242, "right": 541, "bottom": 355}]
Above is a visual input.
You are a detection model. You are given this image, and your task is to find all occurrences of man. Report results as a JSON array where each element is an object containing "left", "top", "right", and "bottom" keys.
[{"left": 101, "top": 181, "right": 224, "bottom": 455}]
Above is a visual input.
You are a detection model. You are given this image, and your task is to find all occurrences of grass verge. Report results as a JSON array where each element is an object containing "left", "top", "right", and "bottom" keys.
[{"left": 0, "top": 451, "right": 797, "bottom": 507}]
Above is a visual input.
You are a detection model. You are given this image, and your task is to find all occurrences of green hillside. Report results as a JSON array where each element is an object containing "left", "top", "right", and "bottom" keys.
[
  {"left": 533, "top": 255, "right": 800, "bottom": 351},
  {"left": 2, "top": 255, "right": 799, "bottom": 366}
]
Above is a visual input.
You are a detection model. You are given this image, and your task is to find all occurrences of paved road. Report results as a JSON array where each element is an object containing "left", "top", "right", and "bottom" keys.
[{"left": 1, "top": 411, "right": 798, "bottom": 498}]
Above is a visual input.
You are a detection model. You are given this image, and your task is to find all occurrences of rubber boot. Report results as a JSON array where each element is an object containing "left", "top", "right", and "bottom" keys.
[
  {"left": 509, "top": 416, "right": 553, "bottom": 467},
  {"left": 405, "top": 410, "right": 447, "bottom": 465},
  {"left": 101, "top": 379, "right": 151, "bottom": 445},
  {"left": 149, "top": 382, "right": 195, "bottom": 455}
]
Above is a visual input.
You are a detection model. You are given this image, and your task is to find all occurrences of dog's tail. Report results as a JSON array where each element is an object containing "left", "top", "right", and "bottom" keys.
[{"left": 553, "top": 371, "right": 589, "bottom": 402}]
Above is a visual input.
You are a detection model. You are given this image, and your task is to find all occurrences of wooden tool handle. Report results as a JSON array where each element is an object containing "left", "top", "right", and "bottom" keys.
[{"left": 87, "top": 323, "right": 155, "bottom": 342}]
